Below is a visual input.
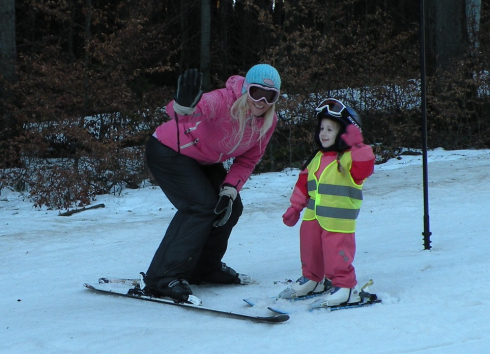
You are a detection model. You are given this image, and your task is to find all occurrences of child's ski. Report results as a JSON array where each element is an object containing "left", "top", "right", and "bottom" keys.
[{"left": 244, "top": 279, "right": 381, "bottom": 314}]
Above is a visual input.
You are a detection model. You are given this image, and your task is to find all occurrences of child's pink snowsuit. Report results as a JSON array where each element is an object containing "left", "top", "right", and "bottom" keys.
[{"left": 287, "top": 145, "right": 374, "bottom": 288}]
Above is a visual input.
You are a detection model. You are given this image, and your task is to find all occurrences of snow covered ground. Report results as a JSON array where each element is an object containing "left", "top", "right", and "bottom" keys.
[{"left": 2, "top": 148, "right": 490, "bottom": 354}]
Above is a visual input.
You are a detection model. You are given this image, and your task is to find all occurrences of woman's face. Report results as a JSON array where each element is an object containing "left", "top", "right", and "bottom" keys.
[
  {"left": 247, "top": 95, "right": 272, "bottom": 117},
  {"left": 319, "top": 118, "right": 341, "bottom": 149}
]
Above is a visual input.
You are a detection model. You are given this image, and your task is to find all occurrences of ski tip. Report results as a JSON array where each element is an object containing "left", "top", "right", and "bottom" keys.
[
  {"left": 258, "top": 313, "right": 290, "bottom": 322},
  {"left": 267, "top": 306, "right": 289, "bottom": 315},
  {"left": 273, "top": 314, "right": 290, "bottom": 322},
  {"left": 243, "top": 298, "right": 255, "bottom": 306}
]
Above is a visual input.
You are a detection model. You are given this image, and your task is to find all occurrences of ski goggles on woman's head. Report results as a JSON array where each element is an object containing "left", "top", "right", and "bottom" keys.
[
  {"left": 247, "top": 84, "right": 280, "bottom": 105},
  {"left": 315, "top": 98, "right": 346, "bottom": 117}
]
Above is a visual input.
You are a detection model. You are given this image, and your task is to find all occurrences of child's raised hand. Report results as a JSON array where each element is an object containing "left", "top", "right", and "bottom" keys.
[
  {"left": 341, "top": 124, "right": 364, "bottom": 147},
  {"left": 282, "top": 206, "right": 300, "bottom": 227}
]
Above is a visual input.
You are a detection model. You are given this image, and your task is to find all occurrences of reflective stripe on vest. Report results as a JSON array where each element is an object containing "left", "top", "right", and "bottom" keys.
[
  {"left": 303, "top": 151, "right": 363, "bottom": 233},
  {"left": 306, "top": 199, "right": 361, "bottom": 219}
]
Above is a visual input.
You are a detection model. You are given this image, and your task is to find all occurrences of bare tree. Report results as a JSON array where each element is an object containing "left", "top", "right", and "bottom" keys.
[
  {"left": 466, "top": 0, "right": 481, "bottom": 49},
  {"left": 0, "top": 0, "right": 18, "bottom": 168},
  {"left": 179, "top": 1, "right": 190, "bottom": 72},
  {"left": 201, "top": 0, "right": 211, "bottom": 90},
  {"left": 0, "top": 0, "right": 16, "bottom": 82},
  {"left": 219, "top": 0, "right": 231, "bottom": 79},
  {"left": 425, "top": 0, "right": 468, "bottom": 75}
]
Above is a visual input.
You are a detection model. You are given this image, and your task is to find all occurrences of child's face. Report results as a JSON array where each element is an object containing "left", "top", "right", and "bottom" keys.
[{"left": 319, "top": 118, "right": 341, "bottom": 149}]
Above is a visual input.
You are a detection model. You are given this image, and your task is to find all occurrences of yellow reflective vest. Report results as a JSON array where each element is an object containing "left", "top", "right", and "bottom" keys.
[{"left": 303, "top": 151, "right": 364, "bottom": 233}]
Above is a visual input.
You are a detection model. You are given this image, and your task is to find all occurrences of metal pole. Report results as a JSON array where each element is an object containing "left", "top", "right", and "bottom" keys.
[{"left": 420, "top": 0, "right": 432, "bottom": 250}]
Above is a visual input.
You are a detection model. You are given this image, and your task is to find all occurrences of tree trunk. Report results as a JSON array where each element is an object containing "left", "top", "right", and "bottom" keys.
[
  {"left": 179, "top": 1, "right": 188, "bottom": 72},
  {"left": 0, "top": 0, "right": 18, "bottom": 168},
  {"left": 425, "top": 0, "right": 468, "bottom": 76},
  {"left": 466, "top": 0, "right": 481, "bottom": 49},
  {"left": 219, "top": 0, "right": 230, "bottom": 80},
  {"left": 83, "top": 0, "right": 92, "bottom": 116},
  {"left": 200, "top": 0, "right": 211, "bottom": 90},
  {"left": 67, "top": 0, "right": 75, "bottom": 63},
  {"left": 0, "top": 0, "right": 16, "bottom": 82}
]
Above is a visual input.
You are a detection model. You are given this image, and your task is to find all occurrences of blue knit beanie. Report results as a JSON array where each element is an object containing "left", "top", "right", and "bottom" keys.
[{"left": 242, "top": 64, "right": 281, "bottom": 94}]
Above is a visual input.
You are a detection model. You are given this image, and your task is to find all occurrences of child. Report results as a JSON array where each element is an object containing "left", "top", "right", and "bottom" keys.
[{"left": 279, "top": 98, "right": 375, "bottom": 307}]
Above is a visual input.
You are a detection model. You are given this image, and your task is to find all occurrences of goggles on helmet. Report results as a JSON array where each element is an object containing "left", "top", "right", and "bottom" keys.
[
  {"left": 247, "top": 84, "right": 280, "bottom": 105},
  {"left": 315, "top": 98, "right": 346, "bottom": 117}
]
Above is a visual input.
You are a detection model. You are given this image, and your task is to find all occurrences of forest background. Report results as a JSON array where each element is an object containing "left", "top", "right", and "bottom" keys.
[{"left": 0, "top": 0, "right": 488, "bottom": 210}]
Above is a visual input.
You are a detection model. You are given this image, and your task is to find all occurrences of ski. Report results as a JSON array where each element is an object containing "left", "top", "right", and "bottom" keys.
[
  {"left": 244, "top": 279, "right": 380, "bottom": 315},
  {"left": 267, "top": 297, "right": 381, "bottom": 315},
  {"left": 83, "top": 281, "right": 289, "bottom": 324},
  {"left": 243, "top": 290, "right": 326, "bottom": 307},
  {"left": 99, "top": 277, "right": 139, "bottom": 286}
]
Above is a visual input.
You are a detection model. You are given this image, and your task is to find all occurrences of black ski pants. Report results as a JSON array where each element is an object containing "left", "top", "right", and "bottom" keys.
[{"left": 144, "top": 136, "right": 243, "bottom": 285}]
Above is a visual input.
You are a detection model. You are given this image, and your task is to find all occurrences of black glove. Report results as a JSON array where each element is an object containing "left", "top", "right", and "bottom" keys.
[
  {"left": 175, "top": 69, "right": 203, "bottom": 108},
  {"left": 213, "top": 186, "right": 237, "bottom": 227}
]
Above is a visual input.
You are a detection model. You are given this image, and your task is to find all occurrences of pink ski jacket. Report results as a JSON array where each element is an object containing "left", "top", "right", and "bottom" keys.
[{"left": 154, "top": 75, "right": 278, "bottom": 192}]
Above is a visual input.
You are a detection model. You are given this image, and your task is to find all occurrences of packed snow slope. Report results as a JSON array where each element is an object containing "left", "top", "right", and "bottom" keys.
[{"left": 1, "top": 148, "right": 490, "bottom": 354}]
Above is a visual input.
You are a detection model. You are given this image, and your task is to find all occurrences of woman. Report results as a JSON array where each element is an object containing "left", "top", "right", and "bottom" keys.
[{"left": 144, "top": 64, "right": 281, "bottom": 302}]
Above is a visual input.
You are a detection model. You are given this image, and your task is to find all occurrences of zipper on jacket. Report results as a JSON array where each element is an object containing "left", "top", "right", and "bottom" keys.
[
  {"left": 184, "top": 121, "right": 201, "bottom": 134},
  {"left": 180, "top": 138, "right": 199, "bottom": 150}
]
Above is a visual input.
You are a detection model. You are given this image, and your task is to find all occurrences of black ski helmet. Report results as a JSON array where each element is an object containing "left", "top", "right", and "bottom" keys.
[{"left": 314, "top": 98, "right": 362, "bottom": 151}]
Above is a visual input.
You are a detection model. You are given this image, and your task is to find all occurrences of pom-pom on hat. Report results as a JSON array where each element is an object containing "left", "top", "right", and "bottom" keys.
[{"left": 242, "top": 64, "right": 281, "bottom": 94}]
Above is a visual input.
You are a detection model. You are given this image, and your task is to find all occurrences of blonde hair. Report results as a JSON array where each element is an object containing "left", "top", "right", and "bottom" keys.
[{"left": 227, "top": 94, "right": 276, "bottom": 154}]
